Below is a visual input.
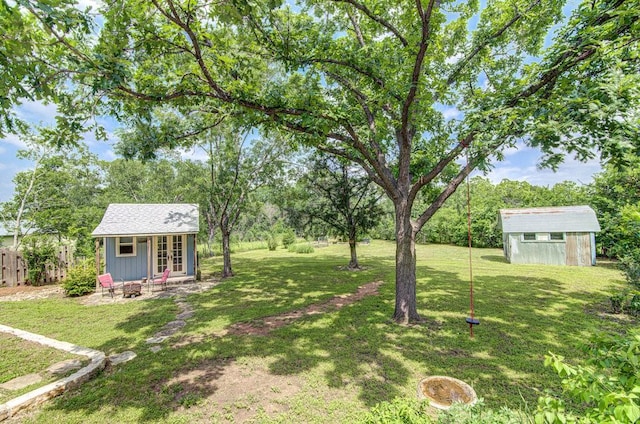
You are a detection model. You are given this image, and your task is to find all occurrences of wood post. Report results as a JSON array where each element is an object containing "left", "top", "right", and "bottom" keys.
[{"left": 95, "top": 239, "right": 100, "bottom": 291}]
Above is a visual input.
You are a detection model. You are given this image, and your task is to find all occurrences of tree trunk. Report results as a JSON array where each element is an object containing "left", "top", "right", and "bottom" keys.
[
  {"left": 348, "top": 237, "right": 359, "bottom": 269},
  {"left": 221, "top": 230, "right": 233, "bottom": 277},
  {"left": 392, "top": 201, "right": 421, "bottom": 323}
]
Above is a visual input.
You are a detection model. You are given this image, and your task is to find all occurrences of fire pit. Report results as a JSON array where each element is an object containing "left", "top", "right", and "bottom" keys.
[
  {"left": 417, "top": 376, "right": 477, "bottom": 410},
  {"left": 122, "top": 282, "right": 142, "bottom": 298}
]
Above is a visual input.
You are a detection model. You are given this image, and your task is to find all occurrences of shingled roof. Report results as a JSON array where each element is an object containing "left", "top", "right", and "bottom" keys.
[
  {"left": 92, "top": 204, "right": 199, "bottom": 237},
  {"left": 498, "top": 205, "right": 600, "bottom": 233}
]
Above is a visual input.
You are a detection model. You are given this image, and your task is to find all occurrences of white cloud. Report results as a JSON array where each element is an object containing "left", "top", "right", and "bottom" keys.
[
  {"left": 1, "top": 134, "right": 27, "bottom": 149},
  {"left": 15, "top": 100, "right": 58, "bottom": 125},
  {"left": 442, "top": 107, "right": 461, "bottom": 120},
  {"left": 101, "top": 149, "right": 117, "bottom": 161},
  {"left": 485, "top": 156, "right": 601, "bottom": 186},
  {"left": 502, "top": 141, "right": 533, "bottom": 157},
  {"left": 180, "top": 147, "right": 209, "bottom": 162},
  {"left": 445, "top": 53, "right": 463, "bottom": 65}
]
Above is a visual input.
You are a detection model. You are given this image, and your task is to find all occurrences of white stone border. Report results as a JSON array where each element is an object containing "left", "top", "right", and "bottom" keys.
[{"left": 0, "top": 324, "right": 106, "bottom": 422}]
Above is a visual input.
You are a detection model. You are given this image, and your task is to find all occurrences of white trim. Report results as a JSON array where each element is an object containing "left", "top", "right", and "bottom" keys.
[
  {"left": 521, "top": 232, "right": 566, "bottom": 243},
  {"left": 153, "top": 235, "right": 187, "bottom": 276},
  {"left": 115, "top": 236, "right": 137, "bottom": 257}
]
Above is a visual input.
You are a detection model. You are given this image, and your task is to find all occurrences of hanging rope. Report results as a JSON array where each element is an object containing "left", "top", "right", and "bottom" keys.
[{"left": 463, "top": 145, "right": 480, "bottom": 337}]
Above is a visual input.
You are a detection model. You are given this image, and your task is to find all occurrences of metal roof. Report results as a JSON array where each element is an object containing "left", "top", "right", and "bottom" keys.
[
  {"left": 498, "top": 205, "right": 600, "bottom": 233},
  {"left": 92, "top": 204, "right": 199, "bottom": 237}
]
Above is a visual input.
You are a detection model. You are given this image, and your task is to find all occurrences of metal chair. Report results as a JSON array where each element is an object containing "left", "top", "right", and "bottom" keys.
[
  {"left": 98, "top": 273, "right": 123, "bottom": 298},
  {"left": 148, "top": 268, "right": 170, "bottom": 292}
]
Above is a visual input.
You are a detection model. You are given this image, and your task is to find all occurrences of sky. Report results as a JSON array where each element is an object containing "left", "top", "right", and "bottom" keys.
[
  {"left": 0, "top": 98, "right": 602, "bottom": 203},
  {"left": 0, "top": 0, "right": 600, "bottom": 203}
]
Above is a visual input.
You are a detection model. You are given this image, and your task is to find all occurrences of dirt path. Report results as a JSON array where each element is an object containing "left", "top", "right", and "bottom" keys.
[
  {"left": 0, "top": 285, "right": 64, "bottom": 301},
  {"left": 225, "top": 280, "right": 383, "bottom": 336}
]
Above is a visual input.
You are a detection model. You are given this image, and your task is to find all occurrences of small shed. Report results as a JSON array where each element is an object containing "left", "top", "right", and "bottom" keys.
[
  {"left": 498, "top": 206, "right": 600, "bottom": 266},
  {"left": 92, "top": 204, "right": 199, "bottom": 282}
]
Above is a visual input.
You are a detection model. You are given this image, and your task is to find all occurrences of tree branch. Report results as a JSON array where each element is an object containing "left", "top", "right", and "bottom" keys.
[{"left": 331, "top": 0, "right": 408, "bottom": 47}]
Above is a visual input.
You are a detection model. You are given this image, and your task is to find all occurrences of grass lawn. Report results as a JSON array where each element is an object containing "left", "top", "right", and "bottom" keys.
[
  {"left": 0, "top": 333, "right": 84, "bottom": 404},
  {"left": 0, "top": 241, "right": 634, "bottom": 423}
]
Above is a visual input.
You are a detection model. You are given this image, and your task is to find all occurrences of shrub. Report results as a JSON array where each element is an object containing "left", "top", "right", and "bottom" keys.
[
  {"left": 358, "top": 398, "right": 523, "bottom": 424},
  {"left": 358, "top": 397, "right": 431, "bottom": 424},
  {"left": 610, "top": 291, "right": 628, "bottom": 314},
  {"left": 62, "top": 259, "right": 97, "bottom": 297},
  {"left": 619, "top": 250, "right": 640, "bottom": 289},
  {"left": 266, "top": 233, "right": 278, "bottom": 251},
  {"left": 439, "top": 401, "right": 526, "bottom": 424},
  {"left": 21, "top": 237, "right": 58, "bottom": 286},
  {"left": 287, "top": 244, "right": 315, "bottom": 254},
  {"left": 281, "top": 229, "right": 296, "bottom": 248},
  {"left": 536, "top": 330, "right": 640, "bottom": 424},
  {"left": 628, "top": 292, "right": 640, "bottom": 316}
]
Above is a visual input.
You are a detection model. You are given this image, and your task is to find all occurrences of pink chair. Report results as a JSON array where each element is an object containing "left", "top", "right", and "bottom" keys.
[
  {"left": 149, "top": 268, "right": 170, "bottom": 292},
  {"left": 98, "top": 273, "right": 123, "bottom": 298}
]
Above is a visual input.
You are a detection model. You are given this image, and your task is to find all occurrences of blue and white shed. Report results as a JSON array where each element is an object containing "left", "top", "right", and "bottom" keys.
[
  {"left": 92, "top": 204, "right": 199, "bottom": 282},
  {"left": 498, "top": 206, "right": 600, "bottom": 266}
]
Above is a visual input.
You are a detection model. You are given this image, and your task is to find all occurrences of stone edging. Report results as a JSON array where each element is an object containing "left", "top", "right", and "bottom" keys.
[{"left": 0, "top": 324, "right": 106, "bottom": 422}]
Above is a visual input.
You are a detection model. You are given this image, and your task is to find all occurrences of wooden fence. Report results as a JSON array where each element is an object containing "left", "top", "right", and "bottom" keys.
[{"left": 0, "top": 246, "right": 73, "bottom": 287}]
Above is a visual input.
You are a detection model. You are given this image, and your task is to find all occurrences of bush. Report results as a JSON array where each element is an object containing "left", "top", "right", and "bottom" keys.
[
  {"left": 358, "top": 397, "right": 431, "bottom": 424},
  {"left": 21, "top": 237, "right": 58, "bottom": 286},
  {"left": 266, "top": 233, "right": 278, "bottom": 251},
  {"left": 62, "top": 259, "right": 97, "bottom": 297},
  {"left": 358, "top": 398, "right": 524, "bottom": 424},
  {"left": 536, "top": 330, "right": 640, "bottom": 424},
  {"left": 610, "top": 291, "right": 628, "bottom": 314},
  {"left": 281, "top": 229, "right": 296, "bottom": 248},
  {"left": 628, "top": 292, "right": 640, "bottom": 316},
  {"left": 439, "top": 401, "right": 526, "bottom": 424},
  {"left": 619, "top": 250, "right": 640, "bottom": 289},
  {"left": 287, "top": 244, "right": 315, "bottom": 254}
]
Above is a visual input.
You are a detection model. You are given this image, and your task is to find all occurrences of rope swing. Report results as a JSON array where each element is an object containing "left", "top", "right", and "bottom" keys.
[{"left": 462, "top": 143, "right": 480, "bottom": 337}]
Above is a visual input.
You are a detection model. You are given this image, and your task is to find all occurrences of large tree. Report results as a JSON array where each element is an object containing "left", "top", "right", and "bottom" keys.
[
  {"left": 118, "top": 117, "right": 288, "bottom": 277},
  {"left": 0, "top": 128, "right": 102, "bottom": 253},
  {"left": 7, "top": 0, "right": 640, "bottom": 322},
  {"left": 301, "top": 153, "right": 383, "bottom": 269}
]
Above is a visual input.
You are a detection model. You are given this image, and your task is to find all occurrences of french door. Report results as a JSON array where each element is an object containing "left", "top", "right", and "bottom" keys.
[{"left": 154, "top": 235, "right": 186, "bottom": 276}]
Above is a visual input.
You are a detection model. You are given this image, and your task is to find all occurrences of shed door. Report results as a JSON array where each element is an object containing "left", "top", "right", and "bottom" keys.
[
  {"left": 566, "top": 233, "right": 591, "bottom": 266},
  {"left": 154, "top": 235, "right": 186, "bottom": 276}
]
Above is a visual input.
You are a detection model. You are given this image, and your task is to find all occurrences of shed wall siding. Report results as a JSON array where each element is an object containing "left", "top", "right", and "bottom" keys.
[
  {"left": 507, "top": 233, "right": 566, "bottom": 265},
  {"left": 106, "top": 234, "right": 195, "bottom": 281},
  {"left": 105, "top": 237, "right": 148, "bottom": 281}
]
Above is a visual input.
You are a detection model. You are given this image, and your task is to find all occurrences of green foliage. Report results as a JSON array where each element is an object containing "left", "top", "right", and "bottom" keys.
[
  {"left": 20, "top": 236, "right": 57, "bottom": 286},
  {"left": 281, "top": 228, "right": 296, "bottom": 248},
  {"left": 422, "top": 178, "right": 587, "bottom": 248},
  {"left": 589, "top": 159, "right": 640, "bottom": 259},
  {"left": 628, "top": 292, "right": 640, "bottom": 316},
  {"left": 359, "top": 398, "right": 526, "bottom": 424},
  {"left": 619, "top": 250, "right": 640, "bottom": 290},
  {"left": 438, "top": 401, "right": 527, "bottom": 424},
  {"left": 610, "top": 291, "right": 627, "bottom": 314},
  {"left": 536, "top": 330, "right": 640, "bottom": 424},
  {"left": 266, "top": 233, "right": 278, "bottom": 251},
  {"left": 62, "top": 259, "right": 97, "bottom": 297},
  {"left": 287, "top": 243, "right": 314, "bottom": 254},
  {"left": 358, "top": 397, "right": 431, "bottom": 424}
]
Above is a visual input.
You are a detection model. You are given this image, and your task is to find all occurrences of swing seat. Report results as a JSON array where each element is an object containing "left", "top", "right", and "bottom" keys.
[{"left": 466, "top": 317, "right": 480, "bottom": 325}]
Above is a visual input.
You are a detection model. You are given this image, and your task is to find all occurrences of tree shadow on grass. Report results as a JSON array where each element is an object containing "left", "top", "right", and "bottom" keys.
[
  {"left": 481, "top": 254, "right": 508, "bottom": 263},
  {"left": 31, "top": 251, "right": 634, "bottom": 422}
]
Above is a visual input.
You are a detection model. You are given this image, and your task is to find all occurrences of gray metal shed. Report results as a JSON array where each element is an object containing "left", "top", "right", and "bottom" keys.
[{"left": 498, "top": 206, "right": 600, "bottom": 266}]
